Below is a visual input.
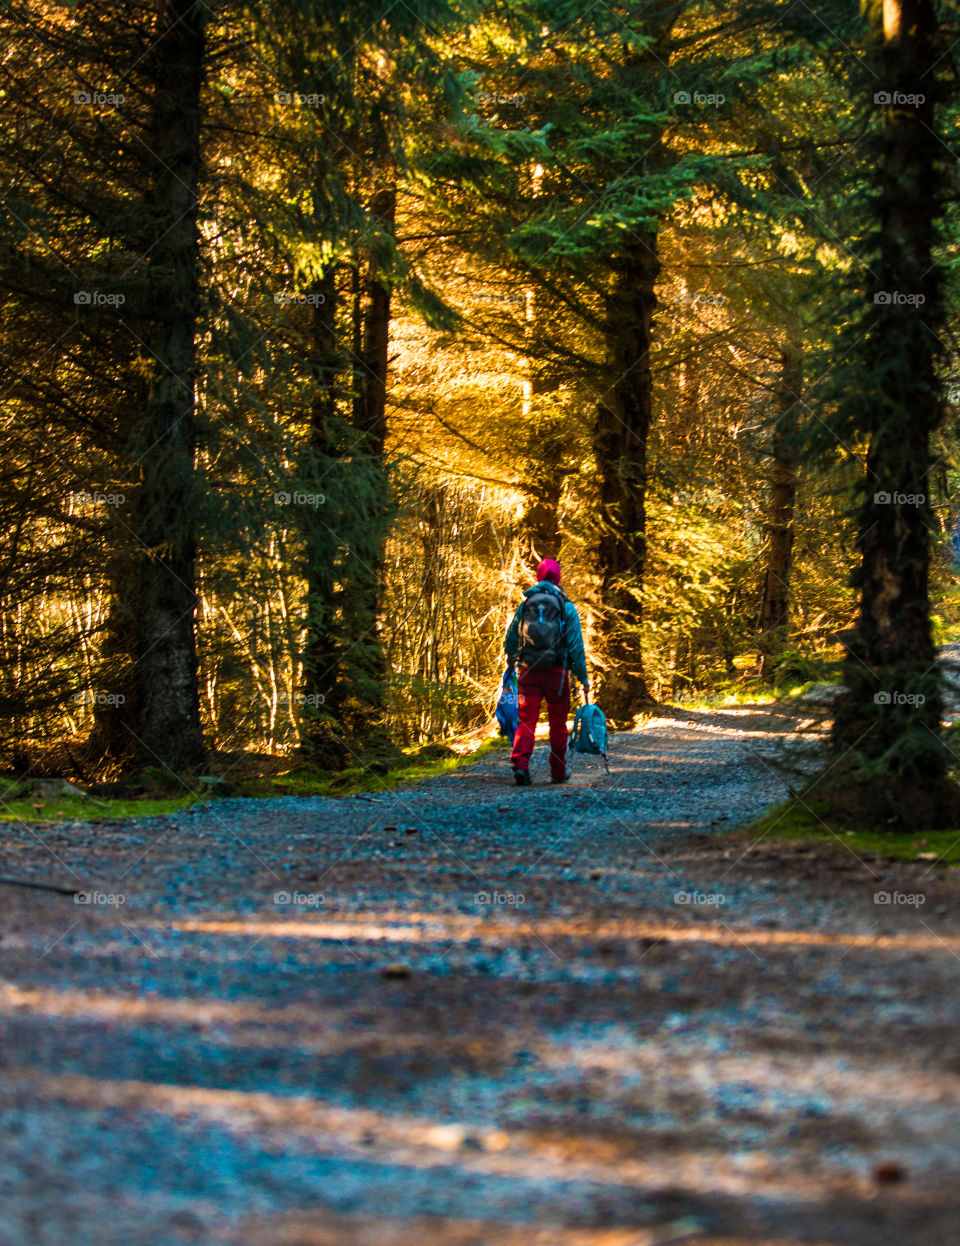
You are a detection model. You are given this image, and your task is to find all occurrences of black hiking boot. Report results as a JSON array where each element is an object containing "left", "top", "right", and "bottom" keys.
[
  {"left": 550, "top": 772, "right": 570, "bottom": 784},
  {"left": 513, "top": 768, "right": 531, "bottom": 786}
]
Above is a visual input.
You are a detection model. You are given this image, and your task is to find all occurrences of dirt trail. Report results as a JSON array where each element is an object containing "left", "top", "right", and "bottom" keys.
[{"left": 1, "top": 702, "right": 959, "bottom": 1246}]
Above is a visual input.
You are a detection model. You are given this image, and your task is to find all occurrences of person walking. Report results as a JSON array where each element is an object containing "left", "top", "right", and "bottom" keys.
[{"left": 503, "top": 557, "right": 590, "bottom": 785}]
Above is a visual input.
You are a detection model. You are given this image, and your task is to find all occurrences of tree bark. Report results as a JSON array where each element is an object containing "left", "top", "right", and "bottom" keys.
[
  {"left": 759, "top": 344, "right": 801, "bottom": 679},
  {"left": 337, "top": 182, "right": 395, "bottom": 733},
  {"left": 519, "top": 473, "right": 562, "bottom": 570},
  {"left": 518, "top": 280, "right": 564, "bottom": 571},
  {"left": 359, "top": 185, "right": 395, "bottom": 454},
  {"left": 832, "top": 0, "right": 945, "bottom": 779},
  {"left": 131, "top": 0, "right": 206, "bottom": 772},
  {"left": 593, "top": 235, "right": 659, "bottom": 719},
  {"left": 300, "top": 180, "right": 395, "bottom": 759},
  {"left": 87, "top": 555, "right": 138, "bottom": 769},
  {"left": 301, "top": 264, "right": 347, "bottom": 766}
]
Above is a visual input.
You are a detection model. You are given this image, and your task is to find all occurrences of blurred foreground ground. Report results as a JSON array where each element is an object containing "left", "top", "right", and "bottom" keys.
[{"left": 1, "top": 702, "right": 959, "bottom": 1245}]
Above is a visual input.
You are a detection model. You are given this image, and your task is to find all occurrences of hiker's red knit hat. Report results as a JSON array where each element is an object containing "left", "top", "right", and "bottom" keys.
[{"left": 537, "top": 558, "right": 561, "bottom": 585}]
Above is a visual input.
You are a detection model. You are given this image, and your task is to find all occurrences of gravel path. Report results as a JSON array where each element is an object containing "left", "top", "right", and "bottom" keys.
[{"left": 2, "top": 702, "right": 960, "bottom": 1245}]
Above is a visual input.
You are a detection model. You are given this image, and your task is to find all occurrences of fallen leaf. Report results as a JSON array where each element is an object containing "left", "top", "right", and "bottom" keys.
[
  {"left": 379, "top": 963, "right": 412, "bottom": 979},
  {"left": 873, "top": 1160, "right": 906, "bottom": 1185}
]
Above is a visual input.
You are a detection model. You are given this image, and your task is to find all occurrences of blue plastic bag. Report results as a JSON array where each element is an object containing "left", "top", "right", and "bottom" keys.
[{"left": 495, "top": 668, "right": 519, "bottom": 745}]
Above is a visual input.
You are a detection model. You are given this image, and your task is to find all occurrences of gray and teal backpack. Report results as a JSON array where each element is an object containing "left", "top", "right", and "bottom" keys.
[
  {"left": 572, "top": 702, "right": 609, "bottom": 772},
  {"left": 518, "top": 584, "right": 568, "bottom": 669}
]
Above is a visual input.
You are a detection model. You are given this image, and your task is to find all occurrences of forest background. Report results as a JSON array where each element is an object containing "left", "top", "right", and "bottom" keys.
[{"left": 2, "top": 0, "right": 959, "bottom": 811}]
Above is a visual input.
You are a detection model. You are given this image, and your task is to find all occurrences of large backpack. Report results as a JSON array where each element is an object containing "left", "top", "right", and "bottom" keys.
[
  {"left": 571, "top": 702, "right": 610, "bottom": 772},
  {"left": 518, "top": 584, "right": 567, "bottom": 669}
]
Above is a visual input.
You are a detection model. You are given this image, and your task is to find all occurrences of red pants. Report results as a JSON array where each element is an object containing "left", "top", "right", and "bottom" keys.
[{"left": 510, "top": 667, "right": 570, "bottom": 780}]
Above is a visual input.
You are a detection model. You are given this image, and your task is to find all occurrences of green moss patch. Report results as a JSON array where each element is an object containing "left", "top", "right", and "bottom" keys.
[
  {"left": 0, "top": 788, "right": 202, "bottom": 825},
  {"left": 742, "top": 797, "right": 960, "bottom": 866},
  {"left": 236, "top": 737, "right": 503, "bottom": 799},
  {"left": 0, "top": 737, "right": 506, "bottom": 822}
]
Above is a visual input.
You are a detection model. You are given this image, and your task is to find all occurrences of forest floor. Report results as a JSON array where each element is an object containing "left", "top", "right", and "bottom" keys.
[{"left": 2, "top": 696, "right": 960, "bottom": 1245}]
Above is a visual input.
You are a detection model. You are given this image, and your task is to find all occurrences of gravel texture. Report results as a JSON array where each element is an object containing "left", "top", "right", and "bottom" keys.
[{"left": 2, "top": 701, "right": 960, "bottom": 1245}]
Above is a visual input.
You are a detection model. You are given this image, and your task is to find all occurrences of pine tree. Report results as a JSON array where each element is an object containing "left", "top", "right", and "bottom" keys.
[
  {"left": 758, "top": 344, "right": 801, "bottom": 679},
  {"left": 248, "top": 0, "right": 466, "bottom": 762},
  {"left": 130, "top": 0, "right": 208, "bottom": 771},
  {"left": 825, "top": 0, "right": 960, "bottom": 817},
  {"left": 427, "top": 0, "right": 780, "bottom": 718},
  {"left": 0, "top": 1, "right": 209, "bottom": 773}
]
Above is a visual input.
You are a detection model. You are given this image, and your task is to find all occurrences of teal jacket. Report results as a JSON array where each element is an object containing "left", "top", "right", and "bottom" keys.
[{"left": 503, "top": 582, "right": 590, "bottom": 686}]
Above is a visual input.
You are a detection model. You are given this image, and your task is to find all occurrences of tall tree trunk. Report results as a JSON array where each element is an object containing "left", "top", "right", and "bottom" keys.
[
  {"left": 832, "top": 0, "right": 946, "bottom": 787},
  {"left": 337, "top": 182, "right": 395, "bottom": 735},
  {"left": 301, "top": 264, "right": 347, "bottom": 766},
  {"left": 350, "top": 256, "right": 364, "bottom": 425},
  {"left": 300, "top": 178, "right": 395, "bottom": 759},
  {"left": 593, "top": 236, "right": 659, "bottom": 719},
  {"left": 519, "top": 470, "right": 562, "bottom": 570},
  {"left": 131, "top": 0, "right": 206, "bottom": 772},
  {"left": 359, "top": 186, "right": 395, "bottom": 453},
  {"left": 759, "top": 344, "right": 801, "bottom": 680},
  {"left": 87, "top": 555, "right": 138, "bottom": 769},
  {"left": 519, "top": 279, "right": 563, "bottom": 571},
  {"left": 421, "top": 488, "right": 443, "bottom": 687}
]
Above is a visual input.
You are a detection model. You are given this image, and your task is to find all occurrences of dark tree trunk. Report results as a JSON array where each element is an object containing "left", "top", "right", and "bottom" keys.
[
  {"left": 350, "top": 255, "right": 364, "bottom": 426},
  {"left": 300, "top": 179, "right": 395, "bottom": 760},
  {"left": 759, "top": 345, "right": 801, "bottom": 680},
  {"left": 130, "top": 0, "right": 206, "bottom": 772},
  {"left": 832, "top": 0, "right": 946, "bottom": 784},
  {"left": 593, "top": 236, "right": 659, "bottom": 719},
  {"left": 518, "top": 286, "right": 564, "bottom": 572},
  {"left": 87, "top": 555, "right": 139, "bottom": 769},
  {"left": 336, "top": 183, "right": 395, "bottom": 734},
  {"left": 359, "top": 186, "right": 395, "bottom": 452},
  {"left": 301, "top": 265, "right": 347, "bottom": 766},
  {"left": 421, "top": 488, "right": 442, "bottom": 686},
  {"left": 519, "top": 474, "right": 562, "bottom": 570},
  {"left": 671, "top": 632, "right": 694, "bottom": 700}
]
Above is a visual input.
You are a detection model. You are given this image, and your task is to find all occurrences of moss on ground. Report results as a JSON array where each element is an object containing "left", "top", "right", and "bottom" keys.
[
  {"left": 0, "top": 737, "right": 508, "bottom": 823},
  {"left": 235, "top": 737, "right": 504, "bottom": 799},
  {"left": 0, "top": 787, "right": 203, "bottom": 824},
  {"left": 741, "top": 797, "right": 960, "bottom": 866}
]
